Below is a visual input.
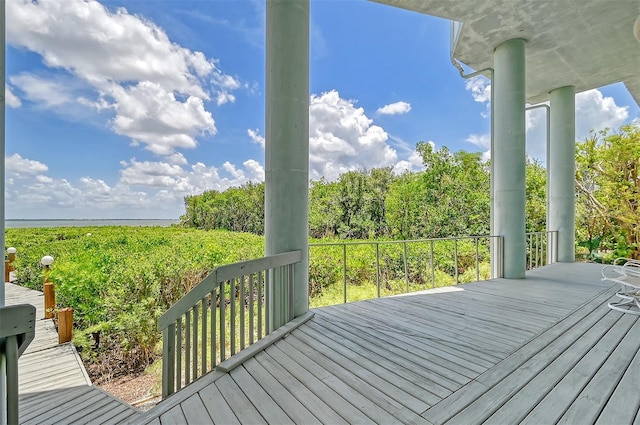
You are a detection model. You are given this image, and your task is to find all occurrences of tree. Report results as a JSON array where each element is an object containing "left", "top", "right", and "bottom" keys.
[
  {"left": 576, "top": 124, "right": 640, "bottom": 259},
  {"left": 525, "top": 159, "right": 547, "bottom": 232}
]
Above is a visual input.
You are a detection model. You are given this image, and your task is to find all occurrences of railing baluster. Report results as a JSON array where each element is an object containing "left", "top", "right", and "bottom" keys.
[
  {"left": 193, "top": 303, "right": 198, "bottom": 379},
  {"left": 210, "top": 290, "right": 216, "bottom": 367},
  {"left": 475, "top": 237, "right": 480, "bottom": 282},
  {"left": 430, "top": 240, "right": 435, "bottom": 288},
  {"left": 240, "top": 275, "right": 246, "bottom": 350},
  {"left": 288, "top": 263, "right": 295, "bottom": 321},
  {"left": 454, "top": 239, "right": 459, "bottom": 284},
  {"left": 185, "top": 310, "right": 191, "bottom": 385},
  {"left": 219, "top": 281, "right": 226, "bottom": 361},
  {"left": 376, "top": 243, "right": 381, "bottom": 298},
  {"left": 403, "top": 242, "right": 409, "bottom": 293},
  {"left": 343, "top": 244, "right": 347, "bottom": 304},
  {"left": 176, "top": 317, "right": 182, "bottom": 391},
  {"left": 201, "top": 298, "right": 207, "bottom": 375},
  {"left": 230, "top": 278, "right": 236, "bottom": 355},
  {"left": 265, "top": 270, "right": 271, "bottom": 335},
  {"left": 258, "top": 271, "right": 264, "bottom": 339},
  {"left": 162, "top": 324, "right": 175, "bottom": 398},
  {"left": 249, "top": 273, "right": 255, "bottom": 345}
]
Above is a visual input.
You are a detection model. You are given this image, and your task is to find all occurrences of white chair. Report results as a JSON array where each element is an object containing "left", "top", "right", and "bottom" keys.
[{"left": 602, "top": 257, "right": 640, "bottom": 315}]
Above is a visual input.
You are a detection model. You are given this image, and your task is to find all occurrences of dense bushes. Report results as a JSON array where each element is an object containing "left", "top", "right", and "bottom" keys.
[{"left": 6, "top": 226, "right": 263, "bottom": 381}]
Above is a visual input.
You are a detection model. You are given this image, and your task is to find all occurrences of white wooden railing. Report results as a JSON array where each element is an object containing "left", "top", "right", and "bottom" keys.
[
  {"left": 0, "top": 304, "right": 36, "bottom": 425},
  {"left": 158, "top": 251, "right": 301, "bottom": 398}
]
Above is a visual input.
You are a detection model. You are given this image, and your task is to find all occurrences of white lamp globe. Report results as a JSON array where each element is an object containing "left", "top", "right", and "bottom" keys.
[
  {"left": 7, "top": 247, "right": 16, "bottom": 254},
  {"left": 41, "top": 255, "right": 54, "bottom": 266}
]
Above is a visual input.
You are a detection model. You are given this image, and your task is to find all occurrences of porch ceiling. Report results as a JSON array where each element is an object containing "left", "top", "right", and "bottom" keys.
[{"left": 372, "top": 0, "right": 640, "bottom": 105}]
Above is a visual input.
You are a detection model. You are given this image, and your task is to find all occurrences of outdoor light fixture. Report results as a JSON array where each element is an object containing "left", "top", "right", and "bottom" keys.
[
  {"left": 635, "top": 15, "right": 640, "bottom": 43},
  {"left": 7, "top": 247, "right": 16, "bottom": 254},
  {"left": 40, "top": 255, "right": 54, "bottom": 267}
]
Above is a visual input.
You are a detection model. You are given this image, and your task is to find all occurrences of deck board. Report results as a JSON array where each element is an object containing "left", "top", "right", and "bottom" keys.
[
  {"left": 134, "top": 262, "right": 640, "bottom": 425},
  {"left": 242, "top": 357, "right": 321, "bottom": 424},
  {"left": 595, "top": 346, "right": 640, "bottom": 425},
  {"left": 12, "top": 264, "right": 628, "bottom": 425},
  {"left": 310, "top": 312, "right": 456, "bottom": 403}
]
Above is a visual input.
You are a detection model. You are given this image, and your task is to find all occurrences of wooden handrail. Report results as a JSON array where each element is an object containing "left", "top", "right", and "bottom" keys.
[{"left": 159, "top": 251, "right": 302, "bottom": 398}]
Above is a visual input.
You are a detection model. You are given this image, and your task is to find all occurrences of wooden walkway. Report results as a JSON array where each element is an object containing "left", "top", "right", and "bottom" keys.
[
  {"left": 139, "top": 262, "right": 640, "bottom": 424},
  {"left": 5, "top": 283, "right": 142, "bottom": 424}
]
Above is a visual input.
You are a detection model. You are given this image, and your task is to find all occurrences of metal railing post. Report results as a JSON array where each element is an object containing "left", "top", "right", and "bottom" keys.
[{"left": 343, "top": 244, "right": 347, "bottom": 304}]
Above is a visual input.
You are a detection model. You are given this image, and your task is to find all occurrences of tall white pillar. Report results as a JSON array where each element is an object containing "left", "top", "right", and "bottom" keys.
[
  {"left": 549, "top": 86, "right": 576, "bottom": 262},
  {"left": 493, "top": 39, "right": 527, "bottom": 278},
  {"left": 265, "top": 0, "right": 309, "bottom": 318},
  {"left": 1, "top": 1, "right": 7, "bottom": 422}
]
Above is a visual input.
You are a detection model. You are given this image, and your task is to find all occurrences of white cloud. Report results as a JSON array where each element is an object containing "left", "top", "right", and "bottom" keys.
[
  {"left": 107, "top": 81, "right": 216, "bottom": 155},
  {"left": 5, "top": 85, "right": 22, "bottom": 108},
  {"left": 466, "top": 87, "right": 630, "bottom": 163},
  {"left": 575, "top": 89, "right": 628, "bottom": 138},
  {"left": 6, "top": 153, "right": 266, "bottom": 219},
  {"left": 6, "top": 0, "right": 239, "bottom": 158},
  {"left": 309, "top": 90, "right": 398, "bottom": 181},
  {"left": 393, "top": 149, "right": 425, "bottom": 174},
  {"left": 5, "top": 154, "right": 49, "bottom": 176},
  {"left": 10, "top": 74, "right": 74, "bottom": 108},
  {"left": 247, "top": 128, "right": 265, "bottom": 148},
  {"left": 465, "top": 76, "right": 491, "bottom": 104},
  {"left": 377, "top": 101, "right": 411, "bottom": 115}
]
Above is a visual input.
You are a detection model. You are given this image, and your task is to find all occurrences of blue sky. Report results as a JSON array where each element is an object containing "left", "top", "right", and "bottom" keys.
[{"left": 5, "top": 0, "right": 639, "bottom": 219}]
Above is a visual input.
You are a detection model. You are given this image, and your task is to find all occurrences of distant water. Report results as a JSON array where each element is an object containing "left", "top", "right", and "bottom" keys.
[{"left": 5, "top": 219, "right": 180, "bottom": 228}]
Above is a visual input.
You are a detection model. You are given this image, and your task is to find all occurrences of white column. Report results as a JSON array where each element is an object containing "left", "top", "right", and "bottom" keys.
[
  {"left": 549, "top": 86, "right": 576, "bottom": 262},
  {"left": 265, "top": 0, "right": 309, "bottom": 318},
  {"left": 493, "top": 39, "right": 527, "bottom": 278},
  {"left": 1, "top": 1, "right": 7, "bottom": 421}
]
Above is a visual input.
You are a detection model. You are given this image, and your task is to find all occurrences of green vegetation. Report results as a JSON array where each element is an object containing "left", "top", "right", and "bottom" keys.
[
  {"left": 5, "top": 226, "right": 263, "bottom": 380},
  {"left": 576, "top": 124, "right": 640, "bottom": 260}
]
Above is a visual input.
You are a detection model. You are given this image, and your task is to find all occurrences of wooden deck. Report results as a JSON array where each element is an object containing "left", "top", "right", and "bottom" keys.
[
  {"left": 139, "top": 262, "right": 640, "bottom": 425},
  {"left": 5, "top": 282, "right": 142, "bottom": 424}
]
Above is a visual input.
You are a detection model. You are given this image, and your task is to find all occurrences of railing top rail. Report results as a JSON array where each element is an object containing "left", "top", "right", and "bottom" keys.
[
  {"left": 525, "top": 230, "right": 556, "bottom": 236},
  {"left": 310, "top": 234, "right": 499, "bottom": 247},
  {"left": 158, "top": 250, "right": 301, "bottom": 331}
]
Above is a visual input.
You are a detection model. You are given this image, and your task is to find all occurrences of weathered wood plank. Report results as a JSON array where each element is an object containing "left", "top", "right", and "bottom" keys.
[
  {"left": 180, "top": 393, "right": 214, "bottom": 424},
  {"left": 319, "top": 302, "right": 500, "bottom": 370},
  {"left": 444, "top": 308, "right": 623, "bottom": 425},
  {"left": 557, "top": 315, "right": 640, "bottom": 424},
  {"left": 422, "top": 284, "right": 616, "bottom": 424},
  {"left": 492, "top": 312, "right": 636, "bottom": 424},
  {"left": 198, "top": 380, "right": 241, "bottom": 425},
  {"left": 20, "top": 387, "right": 92, "bottom": 423},
  {"left": 229, "top": 366, "right": 293, "bottom": 424},
  {"left": 98, "top": 406, "right": 142, "bottom": 425},
  {"left": 595, "top": 338, "right": 640, "bottom": 425},
  {"left": 215, "top": 374, "right": 266, "bottom": 424},
  {"left": 283, "top": 332, "right": 431, "bottom": 417},
  {"left": 373, "top": 296, "right": 526, "bottom": 349},
  {"left": 242, "top": 357, "right": 321, "bottom": 424},
  {"left": 253, "top": 350, "right": 348, "bottom": 425},
  {"left": 309, "top": 314, "right": 459, "bottom": 396},
  {"left": 23, "top": 386, "right": 105, "bottom": 425},
  {"left": 159, "top": 404, "right": 188, "bottom": 425},
  {"left": 263, "top": 343, "right": 379, "bottom": 423},
  {"left": 83, "top": 401, "right": 136, "bottom": 424}
]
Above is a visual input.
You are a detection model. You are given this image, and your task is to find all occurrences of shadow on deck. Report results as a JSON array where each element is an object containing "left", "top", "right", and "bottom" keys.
[{"left": 139, "top": 262, "right": 639, "bottom": 424}]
